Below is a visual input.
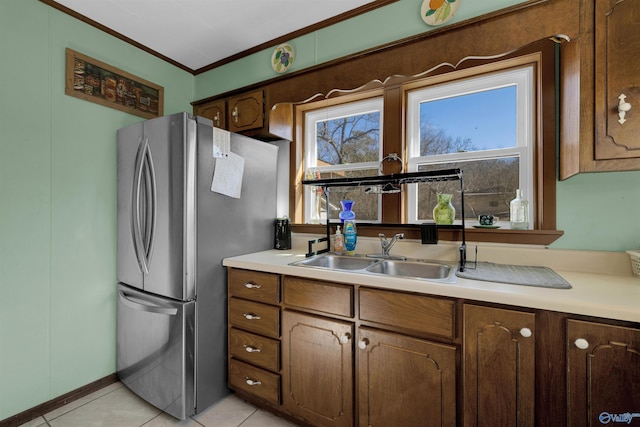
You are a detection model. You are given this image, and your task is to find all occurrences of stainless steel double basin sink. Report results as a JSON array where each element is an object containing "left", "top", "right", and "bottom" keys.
[{"left": 289, "top": 254, "right": 456, "bottom": 283}]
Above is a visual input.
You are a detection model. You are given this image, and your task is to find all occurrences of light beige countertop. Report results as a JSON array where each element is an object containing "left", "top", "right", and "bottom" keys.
[{"left": 223, "top": 235, "right": 640, "bottom": 323}]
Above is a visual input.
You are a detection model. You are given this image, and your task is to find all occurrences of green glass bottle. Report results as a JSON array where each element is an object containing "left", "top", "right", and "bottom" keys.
[{"left": 433, "top": 193, "right": 455, "bottom": 225}]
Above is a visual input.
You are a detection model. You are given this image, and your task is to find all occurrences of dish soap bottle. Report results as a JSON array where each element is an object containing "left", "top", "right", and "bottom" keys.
[
  {"left": 509, "top": 189, "right": 529, "bottom": 230},
  {"left": 343, "top": 220, "right": 357, "bottom": 255},
  {"left": 333, "top": 225, "right": 344, "bottom": 255}
]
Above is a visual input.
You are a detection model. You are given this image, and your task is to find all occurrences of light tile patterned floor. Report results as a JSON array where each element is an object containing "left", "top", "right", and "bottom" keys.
[{"left": 19, "top": 382, "right": 298, "bottom": 427}]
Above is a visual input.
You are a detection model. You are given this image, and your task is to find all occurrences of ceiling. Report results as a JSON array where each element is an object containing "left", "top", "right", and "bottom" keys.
[{"left": 48, "top": 0, "right": 383, "bottom": 73}]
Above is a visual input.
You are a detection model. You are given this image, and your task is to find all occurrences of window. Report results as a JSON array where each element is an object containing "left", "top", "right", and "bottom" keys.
[
  {"left": 292, "top": 39, "right": 560, "bottom": 244},
  {"left": 303, "top": 97, "right": 384, "bottom": 223},
  {"left": 406, "top": 66, "right": 535, "bottom": 228}
]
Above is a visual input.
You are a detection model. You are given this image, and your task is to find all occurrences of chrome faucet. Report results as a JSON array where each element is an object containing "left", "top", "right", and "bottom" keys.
[{"left": 368, "top": 233, "right": 405, "bottom": 259}]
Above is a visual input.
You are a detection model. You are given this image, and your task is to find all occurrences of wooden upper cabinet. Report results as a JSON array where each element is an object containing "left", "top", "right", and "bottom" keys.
[
  {"left": 561, "top": 0, "right": 640, "bottom": 178},
  {"left": 194, "top": 98, "right": 225, "bottom": 129},
  {"left": 594, "top": 0, "right": 640, "bottom": 160},
  {"left": 227, "top": 90, "right": 264, "bottom": 133},
  {"left": 463, "top": 304, "right": 535, "bottom": 427},
  {"left": 567, "top": 319, "right": 640, "bottom": 426}
]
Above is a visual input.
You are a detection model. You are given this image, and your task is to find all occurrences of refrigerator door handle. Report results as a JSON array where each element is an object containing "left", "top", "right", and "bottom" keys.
[
  {"left": 118, "top": 289, "right": 178, "bottom": 316},
  {"left": 142, "top": 139, "right": 157, "bottom": 264},
  {"left": 131, "top": 137, "right": 156, "bottom": 276}
]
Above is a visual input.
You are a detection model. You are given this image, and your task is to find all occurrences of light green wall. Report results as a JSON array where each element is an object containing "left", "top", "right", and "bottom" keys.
[
  {"left": 195, "top": 0, "right": 640, "bottom": 253},
  {"left": 1, "top": 0, "right": 639, "bottom": 422},
  {"left": 0, "top": 0, "right": 193, "bottom": 419},
  {"left": 194, "top": 0, "right": 531, "bottom": 98}
]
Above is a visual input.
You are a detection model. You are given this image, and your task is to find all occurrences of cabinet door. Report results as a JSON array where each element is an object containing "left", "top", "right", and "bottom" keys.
[
  {"left": 228, "top": 90, "right": 264, "bottom": 133},
  {"left": 194, "top": 99, "right": 226, "bottom": 129},
  {"left": 357, "top": 327, "right": 457, "bottom": 427},
  {"left": 594, "top": 0, "right": 640, "bottom": 160},
  {"left": 567, "top": 319, "right": 640, "bottom": 426},
  {"left": 282, "top": 310, "right": 353, "bottom": 427},
  {"left": 463, "top": 305, "right": 535, "bottom": 427}
]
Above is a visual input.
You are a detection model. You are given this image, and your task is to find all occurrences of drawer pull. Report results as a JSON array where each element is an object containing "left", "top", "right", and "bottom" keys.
[
  {"left": 574, "top": 338, "right": 590, "bottom": 350},
  {"left": 244, "top": 282, "right": 262, "bottom": 289},
  {"left": 519, "top": 328, "right": 532, "bottom": 338},
  {"left": 244, "top": 345, "right": 261, "bottom": 353},
  {"left": 340, "top": 333, "right": 352, "bottom": 344},
  {"left": 358, "top": 338, "right": 370, "bottom": 350},
  {"left": 243, "top": 312, "right": 261, "bottom": 320},
  {"left": 245, "top": 377, "right": 262, "bottom": 386}
]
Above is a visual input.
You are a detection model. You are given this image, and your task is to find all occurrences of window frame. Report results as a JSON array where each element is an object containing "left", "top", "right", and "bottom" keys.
[
  {"left": 291, "top": 40, "right": 562, "bottom": 245},
  {"left": 302, "top": 95, "right": 385, "bottom": 224},
  {"left": 405, "top": 64, "right": 536, "bottom": 227}
]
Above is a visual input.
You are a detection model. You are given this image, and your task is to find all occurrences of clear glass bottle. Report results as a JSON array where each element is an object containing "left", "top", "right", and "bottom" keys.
[{"left": 509, "top": 189, "right": 529, "bottom": 230}]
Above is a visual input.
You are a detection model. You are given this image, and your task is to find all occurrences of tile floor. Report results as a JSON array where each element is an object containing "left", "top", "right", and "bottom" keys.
[{"left": 18, "top": 382, "right": 299, "bottom": 427}]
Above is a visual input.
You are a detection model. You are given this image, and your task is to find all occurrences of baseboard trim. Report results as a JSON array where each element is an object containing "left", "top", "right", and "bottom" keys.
[{"left": 0, "top": 373, "right": 118, "bottom": 427}]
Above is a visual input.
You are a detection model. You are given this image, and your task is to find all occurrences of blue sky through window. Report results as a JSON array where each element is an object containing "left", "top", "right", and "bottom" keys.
[{"left": 420, "top": 85, "right": 517, "bottom": 151}]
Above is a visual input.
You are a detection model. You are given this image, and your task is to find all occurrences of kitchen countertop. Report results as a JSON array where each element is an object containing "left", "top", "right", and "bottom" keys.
[{"left": 223, "top": 240, "right": 640, "bottom": 323}]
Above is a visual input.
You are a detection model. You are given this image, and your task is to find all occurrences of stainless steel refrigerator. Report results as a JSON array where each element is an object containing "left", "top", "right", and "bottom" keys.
[{"left": 116, "top": 112, "right": 278, "bottom": 419}]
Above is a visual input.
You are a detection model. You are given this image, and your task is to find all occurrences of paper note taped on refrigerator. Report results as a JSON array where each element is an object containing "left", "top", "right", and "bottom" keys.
[{"left": 211, "top": 152, "right": 244, "bottom": 198}]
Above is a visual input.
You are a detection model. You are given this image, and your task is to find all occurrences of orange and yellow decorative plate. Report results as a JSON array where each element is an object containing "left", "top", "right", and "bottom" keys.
[{"left": 421, "top": 0, "right": 461, "bottom": 26}]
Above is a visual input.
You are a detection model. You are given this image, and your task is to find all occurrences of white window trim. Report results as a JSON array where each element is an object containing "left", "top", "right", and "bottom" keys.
[
  {"left": 303, "top": 97, "right": 384, "bottom": 223},
  {"left": 405, "top": 66, "right": 535, "bottom": 225}
]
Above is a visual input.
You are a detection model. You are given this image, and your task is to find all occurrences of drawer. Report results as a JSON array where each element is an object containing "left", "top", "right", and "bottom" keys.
[
  {"left": 283, "top": 277, "right": 353, "bottom": 317},
  {"left": 229, "top": 327, "right": 280, "bottom": 372},
  {"left": 359, "top": 288, "right": 455, "bottom": 339},
  {"left": 229, "top": 298, "right": 280, "bottom": 338},
  {"left": 229, "top": 359, "right": 280, "bottom": 405},
  {"left": 229, "top": 268, "right": 280, "bottom": 304}
]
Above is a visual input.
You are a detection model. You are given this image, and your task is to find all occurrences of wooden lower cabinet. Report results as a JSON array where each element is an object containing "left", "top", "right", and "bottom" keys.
[
  {"left": 282, "top": 310, "right": 354, "bottom": 427},
  {"left": 567, "top": 319, "right": 640, "bottom": 426},
  {"left": 357, "top": 327, "right": 457, "bottom": 427},
  {"left": 228, "top": 269, "right": 640, "bottom": 427},
  {"left": 463, "top": 304, "right": 535, "bottom": 427}
]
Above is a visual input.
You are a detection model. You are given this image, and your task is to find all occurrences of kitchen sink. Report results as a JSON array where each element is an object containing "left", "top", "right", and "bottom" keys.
[
  {"left": 365, "top": 259, "right": 452, "bottom": 280},
  {"left": 289, "top": 254, "right": 456, "bottom": 283},
  {"left": 292, "top": 254, "right": 379, "bottom": 270}
]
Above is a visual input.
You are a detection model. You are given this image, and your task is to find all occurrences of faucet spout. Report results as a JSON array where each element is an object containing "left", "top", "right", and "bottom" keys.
[{"left": 379, "top": 233, "right": 404, "bottom": 257}]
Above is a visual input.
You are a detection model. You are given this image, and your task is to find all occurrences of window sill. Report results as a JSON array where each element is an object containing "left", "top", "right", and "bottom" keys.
[{"left": 292, "top": 224, "right": 564, "bottom": 246}]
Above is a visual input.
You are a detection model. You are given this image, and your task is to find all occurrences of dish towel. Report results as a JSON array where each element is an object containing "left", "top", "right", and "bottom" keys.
[{"left": 456, "top": 262, "right": 572, "bottom": 289}]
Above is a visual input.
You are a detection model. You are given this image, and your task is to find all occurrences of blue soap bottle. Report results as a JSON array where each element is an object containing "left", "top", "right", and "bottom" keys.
[{"left": 343, "top": 220, "right": 357, "bottom": 255}]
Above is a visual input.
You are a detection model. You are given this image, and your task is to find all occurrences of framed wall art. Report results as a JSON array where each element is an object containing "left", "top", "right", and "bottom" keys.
[{"left": 65, "top": 48, "right": 164, "bottom": 119}]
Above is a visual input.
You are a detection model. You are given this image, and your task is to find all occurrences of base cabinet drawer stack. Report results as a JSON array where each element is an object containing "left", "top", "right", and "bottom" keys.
[{"left": 227, "top": 268, "right": 282, "bottom": 406}]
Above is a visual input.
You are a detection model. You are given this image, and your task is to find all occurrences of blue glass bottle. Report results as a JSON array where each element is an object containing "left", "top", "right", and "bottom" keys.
[{"left": 339, "top": 200, "right": 355, "bottom": 223}]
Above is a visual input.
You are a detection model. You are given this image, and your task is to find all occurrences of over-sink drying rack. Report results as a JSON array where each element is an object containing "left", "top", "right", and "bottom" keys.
[{"left": 301, "top": 168, "right": 468, "bottom": 272}]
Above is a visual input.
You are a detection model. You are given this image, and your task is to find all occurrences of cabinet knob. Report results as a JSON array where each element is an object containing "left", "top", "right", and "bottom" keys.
[
  {"left": 244, "top": 282, "right": 262, "bottom": 289},
  {"left": 244, "top": 345, "right": 261, "bottom": 353},
  {"left": 214, "top": 111, "right": 221, "bottom": 126},
  {"left": 243, "top": 312, "right": 261, "bottom": 320},
  {"left": 520, "top": 327, "right": 532, "bottom": 338},
  {"left": 245, "top": 377, "right": 262, "bottom": 386},
  {"left": 618, "top": 93, "right": 632, "bottom": 124},
  {"left": 574, "top": 338, "right": 590, "bottom": 350},
  {"left": 358, "top": 338, "right": 369, "bottom": 350},
  {"left": 340, "top": 333, "right": 351, "bottom": 344},
  {"left": 232, "top": 106, "right": 239, "bottom": 123}
]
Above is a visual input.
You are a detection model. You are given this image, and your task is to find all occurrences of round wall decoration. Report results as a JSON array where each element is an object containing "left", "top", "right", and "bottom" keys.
[
  {"left": 421, "top": 0, "right": 461, "bottom": 26},
  {"left": 271, "top": 43, "right": 295, "bottom": 73}
]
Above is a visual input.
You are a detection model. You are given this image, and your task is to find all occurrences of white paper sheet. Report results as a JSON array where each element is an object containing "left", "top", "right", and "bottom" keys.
[
  {"left": 212, "top": 127, "right": 230, "bottom": 158},
  {"left": 211, "top": 152, "right": 244, "bottom": 198}
]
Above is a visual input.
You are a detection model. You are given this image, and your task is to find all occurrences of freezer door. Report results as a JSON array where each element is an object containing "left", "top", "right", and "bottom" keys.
[{"left": 117, "top": 284, "right": 195, "bottom": 420}]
